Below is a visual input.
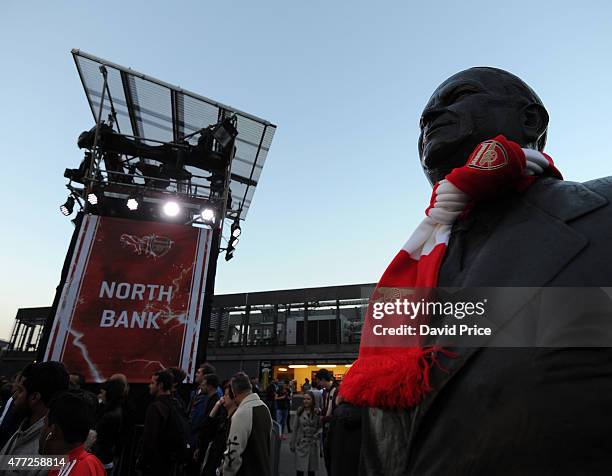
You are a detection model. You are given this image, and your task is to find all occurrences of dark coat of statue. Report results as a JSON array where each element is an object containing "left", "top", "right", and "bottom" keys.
[{"left": 359, "top": 68, "right": 612, "bottom": 475}]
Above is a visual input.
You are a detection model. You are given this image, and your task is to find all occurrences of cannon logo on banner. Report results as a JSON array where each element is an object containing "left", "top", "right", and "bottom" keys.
[{"left": 44, "top": 215, "right": 212, "bottom": 383}]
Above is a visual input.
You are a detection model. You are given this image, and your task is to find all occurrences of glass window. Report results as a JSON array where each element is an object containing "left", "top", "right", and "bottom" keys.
[
  {"left": 339, "top": 298, "right": 368, "bottom": 344},
  {"left": 307, "top": 301, "right": 338, "bottom": 345},
  {"left": 288, "top": 306, "right": 304, "bottom": 345},
  {"left": 276, "top": 304, "right": 287, "bottom": 345},
  {"left": 223, "top": 307, "right": 247, "bottom": 346},
  {"left": 209, "top": 306, "right": 229, "bottom": 347},
  {"left": 247, "top": 305, "right": 276, "bottom": 346}
]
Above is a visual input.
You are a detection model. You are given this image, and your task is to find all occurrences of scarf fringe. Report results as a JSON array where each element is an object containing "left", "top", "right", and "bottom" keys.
[{"left": 340, "top": 348, "right": 434, "bottom": 408}]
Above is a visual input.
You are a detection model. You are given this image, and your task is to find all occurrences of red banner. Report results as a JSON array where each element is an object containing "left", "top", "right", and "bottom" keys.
[{"left": 44, "top": 215, "right": 212, "bottom": 383}]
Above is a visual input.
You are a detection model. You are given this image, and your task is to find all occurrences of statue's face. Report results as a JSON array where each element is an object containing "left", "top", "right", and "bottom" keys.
[{"left": 418, "top": 68, "right": 528, "bottom": 185}]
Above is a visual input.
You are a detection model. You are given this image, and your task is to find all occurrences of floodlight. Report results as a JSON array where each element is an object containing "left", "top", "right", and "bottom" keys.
[
  {"left": 60, "top": 196, "right": 75, "bottom": 216},
  {"left": 163, "top": 201, "right": 180, "bottom": 217},
  {"left": 87, "top": 193, "right": 98, "bottom": 205},
  {"left": 212, "top": 117, "right": 238, "bottom": 149},
  {"left": 201, "top": 208, "right": 215, "bottom": 222},
  {"left": 231, "top": 221, "right": 241, "bottom": 238},
  {"left": 127, "top": 198, "right": 139, "bottom": 211}
]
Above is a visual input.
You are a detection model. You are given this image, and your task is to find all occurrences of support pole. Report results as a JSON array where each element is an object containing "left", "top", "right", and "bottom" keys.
[
  {"left": 335, "top": 299, "right": 341, "bottom": 347},
  {"left": 85, "top": 66, "right": 109, "bottom": 197},
  {"left": 195, "top": 225, "right": 221, "bottom": 370},
  {"left": 195, "top": 109, "right": 236, "bottom": 372}
]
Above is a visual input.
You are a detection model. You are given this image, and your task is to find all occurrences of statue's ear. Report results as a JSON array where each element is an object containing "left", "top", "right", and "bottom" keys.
[{"left": 521, "top": 103, "right": 549, "bottom": 145}]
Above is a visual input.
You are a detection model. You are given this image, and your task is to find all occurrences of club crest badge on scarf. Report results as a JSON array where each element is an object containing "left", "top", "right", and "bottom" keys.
[{"left": 467, "top": 139, "right": 508, "bottom": 170}]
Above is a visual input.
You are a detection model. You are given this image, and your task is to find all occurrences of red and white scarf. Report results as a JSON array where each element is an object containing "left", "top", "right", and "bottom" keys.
[{"left": 340, "top": 135, "right": 562, "bottom": 409}]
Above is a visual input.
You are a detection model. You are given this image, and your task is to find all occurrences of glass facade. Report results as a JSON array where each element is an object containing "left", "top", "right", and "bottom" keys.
[{"left": 210, "top": 285, "right": 372, "bottom": 349}]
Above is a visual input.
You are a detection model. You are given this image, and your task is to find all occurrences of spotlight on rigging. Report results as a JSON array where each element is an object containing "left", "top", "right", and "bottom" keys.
[
  {"left": 225, "top": 231, "right": 239, "bottom": 261},
  {"left": 87, "top": 193, "right": 98, "bottom": 205},
  {"left": 231, "top": 220, "right": 241, "bottom": 238},
  {"left": 212, "top": 117, "right": 239, "bottom": 149},
  {"left": 200, "top": 208, "right": 215, "bottom": 223},
  {"left": 60, "top": 196, "right": 75, "bottom": 216},
  {"left": 127, "top": 197, "right": 139, "bottom": 211},
  {"left": 163, "top": 201, "right": 180, "bottom": 217}
]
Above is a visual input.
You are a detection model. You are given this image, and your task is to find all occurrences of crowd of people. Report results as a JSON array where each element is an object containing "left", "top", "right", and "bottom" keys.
[
  {"left": 260, "top": 369, "right": 360, "bottom": 476},
  {"left": 0, "top": 363, "right": 360, "bottom": 476}
]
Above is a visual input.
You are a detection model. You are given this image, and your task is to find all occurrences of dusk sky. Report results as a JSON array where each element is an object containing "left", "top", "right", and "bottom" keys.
[{"left": 1, "top": 1, "right": 611, "bottom": 339}]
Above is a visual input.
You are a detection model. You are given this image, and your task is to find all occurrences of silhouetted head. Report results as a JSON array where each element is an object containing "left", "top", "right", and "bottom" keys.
[{"left": 418, "top": 67, "right": 548, "bottom": 185}]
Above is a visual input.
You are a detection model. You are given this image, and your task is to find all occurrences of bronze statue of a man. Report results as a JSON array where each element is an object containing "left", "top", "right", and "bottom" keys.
[{"left": 341, "top": 68, "right": 612, "bottom": 475}]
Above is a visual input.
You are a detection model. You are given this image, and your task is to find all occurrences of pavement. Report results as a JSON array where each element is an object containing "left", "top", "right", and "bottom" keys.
[
  {"left": 278, "top": 435, "right": 328, "bottom": 476},
  {"left": 277, "top": 413, "right": 328, "bottom": 476}
]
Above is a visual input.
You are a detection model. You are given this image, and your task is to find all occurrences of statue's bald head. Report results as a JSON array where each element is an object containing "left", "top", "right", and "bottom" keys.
[{"left": 418, "top": 67, "right": 549, "bottom": 185}]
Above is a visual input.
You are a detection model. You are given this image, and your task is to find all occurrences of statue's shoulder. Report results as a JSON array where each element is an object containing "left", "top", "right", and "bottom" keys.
[
  {"left": 537, "top": 175, "right": 612, "bottom": 201},
  {"left": 525, "top": 177, "right": 610, "bottom": 222},
  {"left": 582, "top": 176, "right": 612, "bottom": 200}
]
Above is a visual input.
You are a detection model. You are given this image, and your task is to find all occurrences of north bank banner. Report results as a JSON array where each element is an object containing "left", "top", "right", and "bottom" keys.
[{"left": 44, "top": 215, "right": 212, "bottom": 383}]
